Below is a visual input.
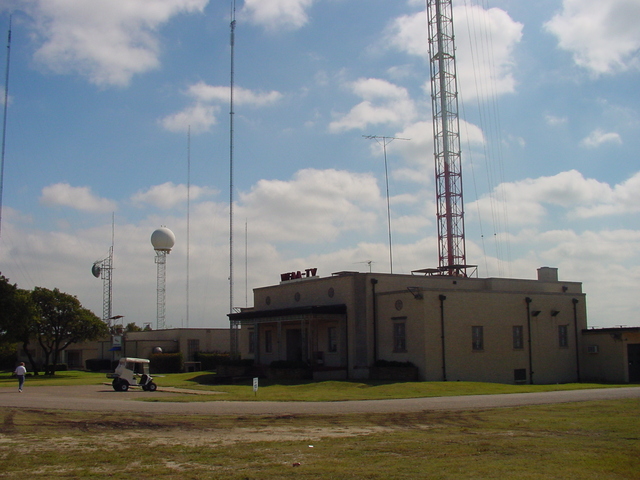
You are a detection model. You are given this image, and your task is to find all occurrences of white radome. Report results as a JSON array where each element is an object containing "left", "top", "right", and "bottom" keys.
[{"left": 151, "top": 227, "right": 176, "bottom": 251}]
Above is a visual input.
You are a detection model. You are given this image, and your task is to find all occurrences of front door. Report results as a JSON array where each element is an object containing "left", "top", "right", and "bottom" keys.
[
  {"left": 628, "top": 344, "right": 640, "bottom": 382},
  {"left": 286, "top": 329, "right": 303, "bottom": 362}
]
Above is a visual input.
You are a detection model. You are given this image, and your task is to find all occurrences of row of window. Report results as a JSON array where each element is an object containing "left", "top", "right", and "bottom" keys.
[
  {"left": 395, "top": 324, "right": 571, "bottom": 353},
  {"left": 249, "top": 323, "right": 571, "bottom": 355}
]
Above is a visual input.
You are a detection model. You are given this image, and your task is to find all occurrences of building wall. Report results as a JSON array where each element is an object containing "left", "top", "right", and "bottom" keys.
[
  {"left": 581, "top": 329, "right": 640, "bottom": 383},
  {"left": 234, "top": 268, "right": 588, "bottom": 384}
]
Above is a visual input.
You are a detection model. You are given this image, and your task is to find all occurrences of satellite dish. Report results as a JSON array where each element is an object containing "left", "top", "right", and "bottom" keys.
[{"left": 91, "top": 263, "right": 101, "bottom": 278}]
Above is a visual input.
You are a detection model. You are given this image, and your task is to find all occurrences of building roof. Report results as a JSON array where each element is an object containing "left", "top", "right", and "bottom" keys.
[{"left": 228, "top": 304, "right": 347, "bottom": 321}]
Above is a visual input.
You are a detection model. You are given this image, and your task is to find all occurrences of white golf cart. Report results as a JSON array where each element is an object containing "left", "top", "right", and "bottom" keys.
[{"left": 107, "top": 357, "right": 158, "bottom": 392}]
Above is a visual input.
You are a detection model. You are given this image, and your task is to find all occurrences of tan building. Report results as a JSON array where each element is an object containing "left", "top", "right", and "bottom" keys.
[
  {"left": 230, "top": 266, "right": 587, "bottom": 384},
  {"left": 20, "top": 328, "right": 230, "bottom": 372},
  {"left": 580, "top": 327, "right": 640, "bottom": 383}
]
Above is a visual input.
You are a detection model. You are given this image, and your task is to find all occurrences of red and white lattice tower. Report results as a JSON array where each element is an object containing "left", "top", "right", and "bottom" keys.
[{"left": 427, "top": 0, "right": 467, "bottom": 275}]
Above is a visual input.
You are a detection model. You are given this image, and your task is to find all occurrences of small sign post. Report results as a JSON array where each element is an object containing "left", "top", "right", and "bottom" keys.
[{"left": 253, "top": 377, "right": 259, "bottom": 397}]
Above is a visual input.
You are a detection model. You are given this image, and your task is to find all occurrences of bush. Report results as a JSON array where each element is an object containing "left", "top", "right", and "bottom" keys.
[
  {"left": 270, "top": 360, "right": 309, "bottom": 369},
  {"left": 85, "top": 358, "right": 112, "bottom": 372},
  {"left": 150, "top": 352, "right": 183, "bottom": 373},
  {"left": 373, "top": 360, "right": 415, "bottom": 368},
  {"left": 193, "top": 352, "right": 230, "bottom": 371}
]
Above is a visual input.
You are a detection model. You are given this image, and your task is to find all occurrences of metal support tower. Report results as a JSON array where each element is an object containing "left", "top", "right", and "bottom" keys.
[
  {"left": 155, "top": 250, "right": 168, "bottom": 330},
  {"left": 92, "top": 246, "right": 113, "bottom": 326},
  {"left": 427, "top": 0, "right": 467, "bottom": 275}
]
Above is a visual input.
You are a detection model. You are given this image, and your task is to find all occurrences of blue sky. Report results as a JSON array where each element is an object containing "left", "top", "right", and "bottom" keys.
[{"left": 0, "top": 0, "right": 639, "bottom": 329}]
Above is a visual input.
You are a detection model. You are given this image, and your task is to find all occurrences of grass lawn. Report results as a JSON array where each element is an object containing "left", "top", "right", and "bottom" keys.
[
  {"left": 0, "top": 369, "right": 635, "bottom": 401},
  {"left": 0, "top": 399, "right": 637, "bottom": 479}
]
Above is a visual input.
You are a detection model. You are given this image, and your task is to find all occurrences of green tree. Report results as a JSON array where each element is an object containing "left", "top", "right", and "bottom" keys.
[
  {"left": 0, "top": 274, "right": 38, "bottom": 372},
  {"left": 31, "top": 287, "right": 109, "bottom": 375},
  {"left": 125, "top": 322, "right": 142, "bottom": 332}
]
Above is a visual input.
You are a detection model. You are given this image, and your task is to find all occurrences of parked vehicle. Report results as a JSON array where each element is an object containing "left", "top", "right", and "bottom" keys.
[{"left": 107, "top": 357, "right": 158, "bottom": 392}]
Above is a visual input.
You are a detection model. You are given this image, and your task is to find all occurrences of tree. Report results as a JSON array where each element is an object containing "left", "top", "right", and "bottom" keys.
[
  {"left": 31, "top": 287, "right": 109, "bottom": 375},
  {"left": 125, "top": 322, "right": 142, "bottom": 332},
  {"left": 0, "top": 274, "right": 38, "bottom": 373}
]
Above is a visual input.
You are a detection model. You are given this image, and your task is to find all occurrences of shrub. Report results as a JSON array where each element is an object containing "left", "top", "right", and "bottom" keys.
[
  {"left": 85, "top": 358, "right": 112, "bottom": 372},
  {"left": 150, "top": 352, "right": 183, "bottom": 373},
  {"left": 193, "top": 352, "right": 230, "bottom": 371},
  {"left": 373, "top": 359, "right": 415, "bottom": 368},
  {"left": 270, "top": 360, "right": 309, "bottom": 369}
]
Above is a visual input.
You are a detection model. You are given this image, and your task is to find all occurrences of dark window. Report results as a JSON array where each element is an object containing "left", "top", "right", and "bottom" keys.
[
  {"left": 472, "top": 326, "right": 484, "bottom": 351},
  {"left": 265, "top": 330, "right": 273, "bottom": 353},
  {"left": 327, "top": 327, "right": 338, "bottom": 353},
  {"left": 558, "top": 325, "right": 568, "bottom": 348},
  {"left": 514, "top": 368, "right": 527, "bottom": 383},
  {"left": 393, "top": 322, "right": 406, "bottom": 352},
  {"left": 513, "top": 325, "right": 524, "bottom": 349}
]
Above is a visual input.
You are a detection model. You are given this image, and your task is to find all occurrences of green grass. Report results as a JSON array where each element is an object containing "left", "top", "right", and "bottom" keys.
[
  {"left": 1, "top": 369, "right": 635, "bottom": 402},
  {"left": 0, "top": 399, "right": 638, "bottom": 479}
]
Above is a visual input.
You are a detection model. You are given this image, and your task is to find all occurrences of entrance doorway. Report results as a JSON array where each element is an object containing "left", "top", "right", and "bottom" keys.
[
  {"left": 628, "top": 344, "right": 640, "bottom": 382},
  {"left": 286, "top": 329, "right": 303, "bottom": 362}
]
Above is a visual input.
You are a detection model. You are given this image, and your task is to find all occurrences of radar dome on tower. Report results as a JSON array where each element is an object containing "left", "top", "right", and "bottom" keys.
[{"left": 151, "top": 227, "right": 175, "bottom": 252}]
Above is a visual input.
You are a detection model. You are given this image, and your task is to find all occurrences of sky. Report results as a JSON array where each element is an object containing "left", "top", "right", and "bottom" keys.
[{"left": 0, "top": 0, "right": 639, "bottom": 330}]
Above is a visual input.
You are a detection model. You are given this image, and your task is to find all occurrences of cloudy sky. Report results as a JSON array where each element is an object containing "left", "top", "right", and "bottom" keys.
[{"left": 0, "top": 0, "right": 639, "bottom": 330}]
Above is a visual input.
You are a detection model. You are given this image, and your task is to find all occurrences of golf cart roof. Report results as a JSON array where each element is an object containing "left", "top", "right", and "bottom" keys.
[{"left": 119, "top": 357, "right": 150, "bottom": 364}]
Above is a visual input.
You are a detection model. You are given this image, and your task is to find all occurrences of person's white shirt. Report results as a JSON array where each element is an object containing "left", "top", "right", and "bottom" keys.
[{"left": 15, "top": 365, "right": 26, "bottom": 375}]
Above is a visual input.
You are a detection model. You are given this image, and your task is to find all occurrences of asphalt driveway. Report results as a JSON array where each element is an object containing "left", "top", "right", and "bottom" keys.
[{"left": 0, "top": 384, "right": 638, "bottom": 415}]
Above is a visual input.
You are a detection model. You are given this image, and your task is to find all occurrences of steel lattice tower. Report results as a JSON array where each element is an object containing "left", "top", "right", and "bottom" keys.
[{"left": 427, "top": 0, "right": 467, "bottom": 275}]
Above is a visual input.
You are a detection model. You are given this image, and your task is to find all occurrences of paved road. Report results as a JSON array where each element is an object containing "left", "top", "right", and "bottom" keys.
[{"left": 0, "top": 385, "right": 638, "bottom": 415}]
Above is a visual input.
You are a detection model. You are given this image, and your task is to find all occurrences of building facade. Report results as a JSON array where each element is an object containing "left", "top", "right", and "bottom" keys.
[{"left": 230, "top": 267, "right": 587, "bottom": 384}]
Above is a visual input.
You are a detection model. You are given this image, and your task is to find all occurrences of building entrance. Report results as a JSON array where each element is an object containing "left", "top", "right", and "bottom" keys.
[
  {"left": 628, "top": 344, "right": 640, "bottom": 382},
  {"left": 286, "top": 329, "right": 303, "bottom": 362}
]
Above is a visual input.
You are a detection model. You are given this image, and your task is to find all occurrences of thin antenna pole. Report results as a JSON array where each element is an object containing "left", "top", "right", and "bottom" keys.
[
  {"left": 0, "top": 16, "right": 12, "bottom": 239},
  {"left": 186, "top": 126, "right": 191, "bottom": 328},
  {"left": 363, "top": 135, "right": 409, "bottom": 274},
  {"left": 229, "top": 1, "right": 235, "bottom": 315}
]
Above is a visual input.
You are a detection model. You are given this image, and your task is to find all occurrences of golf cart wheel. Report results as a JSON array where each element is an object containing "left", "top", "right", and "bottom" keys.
[
  {"left": 147, "top": 382, "right": 157, "bottom": 392},
  {"left": 112, "top": 379, "right": 121, "bottom": 391},
  {"left": 117, "top": 380, "right": 129, "bottom": 392},
  {"left": 141, "top": 385, "right": 149, "bottom": 391}
]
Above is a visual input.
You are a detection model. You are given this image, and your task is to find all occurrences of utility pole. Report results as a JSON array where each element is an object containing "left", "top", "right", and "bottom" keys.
[{"left": 364, "top": 135, "right": 409, "bottom": 274}]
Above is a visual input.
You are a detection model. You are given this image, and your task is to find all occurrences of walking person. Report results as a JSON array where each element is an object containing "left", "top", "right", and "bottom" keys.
[{"left": 14, "top": 362, "right": 26, "bottom": 392}]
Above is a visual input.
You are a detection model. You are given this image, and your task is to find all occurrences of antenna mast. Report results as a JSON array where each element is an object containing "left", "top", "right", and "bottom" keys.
[
  {"left": 186, "top": 126, "right": 191, "bottom": 328},
  {"left": 0, "top": 15, "right": 12, "bottom": 238},
  {"left": 363, "top": 135, "right": 409, "bottom": 274},
  {"left": 229, "top": 1, "right": 239, "bottom": 356},
  {"left": 427, "top": 0, "right": 467, "bottom": 275}
]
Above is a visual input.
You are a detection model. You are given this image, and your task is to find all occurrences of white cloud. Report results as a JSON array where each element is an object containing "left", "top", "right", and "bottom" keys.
[
  {"left": 40, "top": 183, "right": 117, "bottom": 213},
  {"left": 160, "top": 102, "right": 218, "bottom": 134},
  {"left": 545, "top": 114, "right": 568, "bottom": 126},
  {"left": 328, "top": 78, "right": 417, "bottom": 132},
  {"left": 160, "top": 82, "right": 283, "bottom": 134},
  {"left": 385, "top": 5, "right": 523, "bottom": 100},
  {"left": 238, "top": 168, "right": 382, "bottom": 243},
  {"left": 241, "top": 0, "right": 314, "bottom": 32},
  {"left": 470, "top": 169, "right": 640, "bottom": 227},
  {"left": 23, "top": 0, "right": 208, "bottom": 87},
  {"left": 544, "top": 0, "right": 640, "bottom": 75},
  {"left": 580, "top": 128, "right": 622, "bottom": 148},
  {"left": 187, "top": 82, "right": 283, "bottom": 106},
  {"left": 131, "top": 182, "right": 217, "bottom": 209}
]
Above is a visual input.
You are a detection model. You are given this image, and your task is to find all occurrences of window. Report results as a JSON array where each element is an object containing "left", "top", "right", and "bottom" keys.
[
  {"left": 265, "top": 330, "right": 273, "bottom": 353},
  {"left": 327, "top": 326, "right": 338, "bottom": 353},
  {"left": 558, "top": 325, "right": 568, "bottom": 348},
  {"left": 393, "top": 322, "right": 406, "bottom": 352},
  {"left": 514, "top": 368, "right": 527, "bottom": 383},
  {"left": 472, "top": 326, "right": 484, "bottom": 351},
  {"left": 187, "top": 339, "right": 199, "bottom": 361},
  {"left": 512, "top": 326, "right": 524, "bottom": 350}
]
